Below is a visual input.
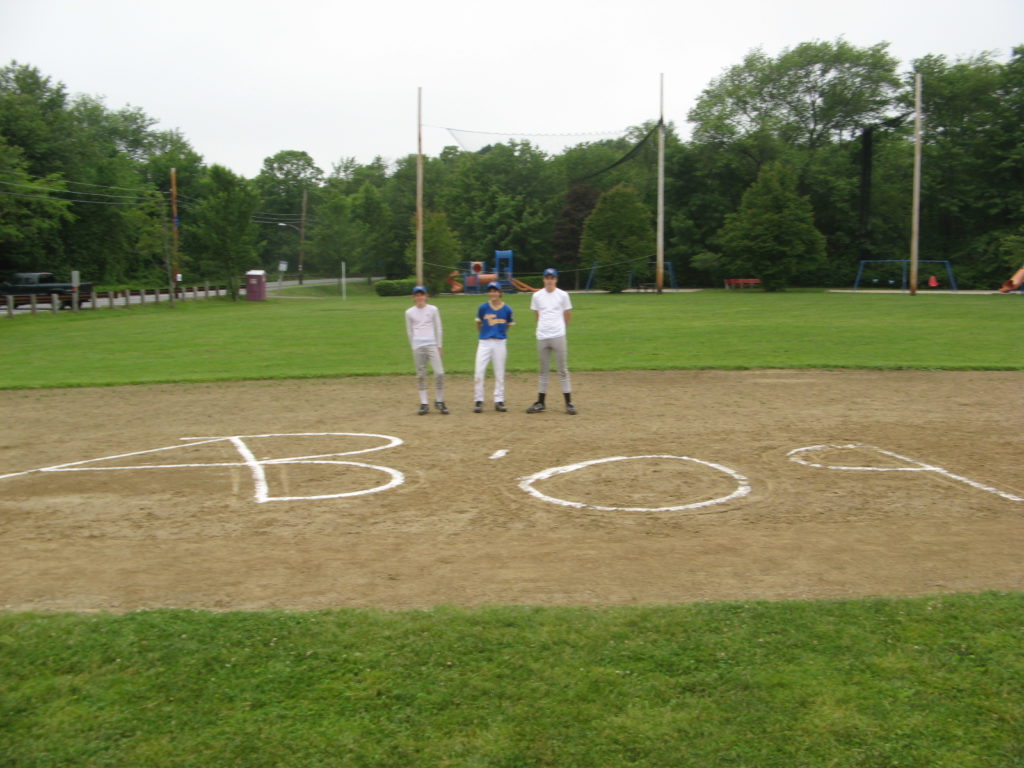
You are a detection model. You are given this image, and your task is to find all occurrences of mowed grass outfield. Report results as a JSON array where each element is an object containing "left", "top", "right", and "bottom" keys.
[
  {"left": 2, "top": 286, "right": 1023, "bottom": 767},
  {"left": 1, "top": 284, "right": 1021, "bottom": 389}
]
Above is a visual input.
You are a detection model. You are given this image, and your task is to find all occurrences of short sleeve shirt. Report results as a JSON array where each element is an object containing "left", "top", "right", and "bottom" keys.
[
  {"left": 477, "top": 302, "right": 514, "bottom": 340},
  {"left": 530, "top": 287, "right": 572, "bottom": 340}
]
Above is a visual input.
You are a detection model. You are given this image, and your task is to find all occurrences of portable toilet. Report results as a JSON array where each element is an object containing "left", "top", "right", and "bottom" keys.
[{"left": 245, "top": 270, "right": 267, "bottom": 301}]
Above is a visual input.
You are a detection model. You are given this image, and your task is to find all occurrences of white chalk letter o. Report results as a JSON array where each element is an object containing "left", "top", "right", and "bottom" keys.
[{"left": 518, "top": 454, "right": 751, "bottom": 512}]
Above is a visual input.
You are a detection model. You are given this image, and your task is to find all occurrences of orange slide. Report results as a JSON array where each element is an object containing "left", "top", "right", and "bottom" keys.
[
  {"left": 446, "top": 270, "right": 538, "bottom": 293},
  {"left": 509, "top": 277, "right": 538, "bottom": 292},
  {"left": 998, "top": 266, "right": 1024, "bottom": 293},
  {"left": 446, "top": 270, "right": 464, "bottom": 292}
]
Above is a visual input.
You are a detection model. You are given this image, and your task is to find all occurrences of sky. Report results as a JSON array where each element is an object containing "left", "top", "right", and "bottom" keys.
[{"left": 1, "top": 0, "right": 1021, "bottom": 179}]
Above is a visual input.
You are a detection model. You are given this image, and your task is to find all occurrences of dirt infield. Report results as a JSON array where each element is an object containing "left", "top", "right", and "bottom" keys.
[{"left": 1, "top": 370, "right": 1022, "bottom": 612}]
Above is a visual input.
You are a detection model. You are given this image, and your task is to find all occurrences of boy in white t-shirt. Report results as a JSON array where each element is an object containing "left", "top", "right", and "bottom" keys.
[
  {"left": 526, "top": 268, "right": 576, "bottom": 415},
  {"left": 404, "top": 285, "right": 448, "bottom": 415}
]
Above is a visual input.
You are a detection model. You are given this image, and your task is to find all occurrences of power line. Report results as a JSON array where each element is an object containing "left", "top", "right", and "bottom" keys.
[
  {"left": 0, "top": 189, "right": 140, "bottom": 205},
  {"left": 0, "top": 179, "right": 160, "bottom": 202},
  {"left": 0, "top": 168, "right": 162, "bottom": 195}
]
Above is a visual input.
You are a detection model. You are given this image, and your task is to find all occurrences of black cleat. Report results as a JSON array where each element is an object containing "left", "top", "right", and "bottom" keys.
[
  {"left": 474, "top": 401, "right": 483, "bottom": 413},
  {"left": 526, "top": 401, "right": 545, "bottom": 413},
  {"left": 495, "top": 402, "right": 507, "bottom": 412},
  {"left": 417, "top": 404, "right": 429, "bottom": 415},
  {"left": 565, "top": 403, "right": 577, "bottom": 415},
  {"left": 436, "top": 401, "right": 449, "bottom": 415}
]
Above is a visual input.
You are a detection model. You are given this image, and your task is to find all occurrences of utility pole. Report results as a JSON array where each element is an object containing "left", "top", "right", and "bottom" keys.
[
  {"left": 416, "top": 87, "right": 424, "bottom": 286},
  {"left": 656, "top": 73, "right": 665, "bottom": 294},
  {"left": 910, "top": 73, "right": 923, "bottom": 296},
  {"left": 169, "top": 167, "right": 179, "bottom": 304}
]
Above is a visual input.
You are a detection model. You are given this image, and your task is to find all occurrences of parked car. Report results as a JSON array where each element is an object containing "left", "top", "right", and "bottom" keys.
[{"left": 0, "top": 272, "right": 94, "bottom": 309}]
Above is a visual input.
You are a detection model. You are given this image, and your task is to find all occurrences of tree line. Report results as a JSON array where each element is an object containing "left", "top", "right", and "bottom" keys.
[{"left": 2, "top": 40, "right": 1022, "bottom": 293}]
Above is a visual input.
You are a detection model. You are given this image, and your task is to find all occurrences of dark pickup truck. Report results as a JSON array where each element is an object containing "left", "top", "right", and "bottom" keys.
[{"left": 1, "top": 272, "right": 94, "bottom": 309}]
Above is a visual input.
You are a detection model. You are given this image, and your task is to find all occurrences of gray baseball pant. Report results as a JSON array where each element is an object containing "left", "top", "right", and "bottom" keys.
[
  {"left": 536, "top": 335, "right": 571, "bottom": 394},
  {"left": 413, "top": 345, "right": 444, "bottom": 401}
]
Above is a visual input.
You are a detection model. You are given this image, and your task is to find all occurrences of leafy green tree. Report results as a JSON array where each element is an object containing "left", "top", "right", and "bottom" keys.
[
  {"left": 686, "top": 40, "right": 903, "bottom": 286},
  {"left": 0, "top": 137, "right": 74, "bottom": 273},
  {"left": 716, "top": 162, "right": 826, "bottom": 290},
  {"left": 117, "top": 190, "right": 172, "bottom": 284},
  {"left": 404, "top": 211, "right": 462, "bottom": 293},
  {"left": 255, "top": 150, "right": 323, "bottom": 271},
  {"left": 550, "top": 184, "right": 599, "bottom": 289},
  {"left": 666, "top": 140, "right": 758, "bottom": 285},
  {"left": 379, "top": 151, "right": 457, "bottom": 277},
  {"left": 439, "top": 141, "right": 559, "bottom": 270},
  {"left": 351, "top": 181, "right": 399, "bottom": 277},
  {"left": 0, "top": 61, "right": 76, "bottom": 177},
  {"left": 327, "top": 155, "right": 389, "bottom": 195},
  {"left": 185, "top": 165, "right": 261, "bottom": 299},
  {"left": 141, "top": 129, "right": 204, "bottom": 197},
  {"left": 579, "top": 184, "right": 653, "bottom": 292},
  {"left": 255, "top": 150, "right": 324, "bottom": 200},
  {"left": 58, "top": 96, "right": 159, "bottom": 281},
  {"left": 907, "top": 49, "right": 1024, "bottom": 285},
  {"left": 308, "top": 186, "right": 361, "bottom": 276},
  {"left": 690, "top": 40, "right": 900, "bottom": 153},
  {"left": 0, "top": 63, "right": 185, "bottom": 282}
]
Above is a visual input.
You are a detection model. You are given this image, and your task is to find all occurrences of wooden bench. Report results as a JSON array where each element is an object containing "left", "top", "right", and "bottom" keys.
[{"left": 723, "top": 278, "right": 762, "bottom": 290}]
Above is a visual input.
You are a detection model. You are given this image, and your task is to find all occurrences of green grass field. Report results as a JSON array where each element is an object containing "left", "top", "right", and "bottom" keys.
[
  {"left": 2, "top": 595, "right": 1022, "bottom": 767},
  {"left": 1, "top": 286, "right": 1021, "bottom": 389},
  {"left": 2, "top": 288, "right": 1023, "bottom": 766}
]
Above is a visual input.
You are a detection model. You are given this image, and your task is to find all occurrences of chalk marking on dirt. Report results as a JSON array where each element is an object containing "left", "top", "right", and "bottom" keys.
[
  {"left": 0, "top": 432, "right": 406, "bottom": 503},
  {"left": 490, "top": 449, "right": 509, "bottom": 460},
  {"left": 787, "top": 443, "right": 1024, "bottom": 503},
  {"left": 518, "top": 455, "right": 751, "bottom": 512}
]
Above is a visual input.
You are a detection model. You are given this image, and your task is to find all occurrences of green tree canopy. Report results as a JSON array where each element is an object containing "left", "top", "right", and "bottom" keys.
[
  {"left": 716, "top": 162, "right": 826, "bottom": 290},
  {"left": 690, "top": 40, "right": 901, "bottom": 151},
  {"left": 439, "top": 141, "right": 558, "bottom": 270},
  {"left": 579, "top": 183, "right": 653, "bottom": 292},
  {"left": 405, "top": 210, "right": 462, "bottom": 293},
  {"left": 185, "top": 165, "right": 261, "bottom": 299}
]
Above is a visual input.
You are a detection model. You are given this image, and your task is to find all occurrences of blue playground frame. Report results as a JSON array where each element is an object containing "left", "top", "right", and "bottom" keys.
[
  {"left": 460, "top": 250, "right": 517, "bottom": 294},
  {"left": 584, "top": 261, "right": 677, "bottom": 291},
  {"left": 853, "top": 260, "right": 957, "bottom": 292}
]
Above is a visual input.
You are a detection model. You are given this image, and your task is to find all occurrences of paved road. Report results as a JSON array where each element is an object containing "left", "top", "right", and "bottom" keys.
[{"left": 4, "top": 278, "right": 360, "bottom": 316}]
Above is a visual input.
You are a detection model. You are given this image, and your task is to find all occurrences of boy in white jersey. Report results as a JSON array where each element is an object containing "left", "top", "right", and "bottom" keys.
[
  {"left": 527, "top": 268, "right": 576, "bottom": 415},
  {"left": 404, "top": 285, "right": 448, "bottom": 415}
]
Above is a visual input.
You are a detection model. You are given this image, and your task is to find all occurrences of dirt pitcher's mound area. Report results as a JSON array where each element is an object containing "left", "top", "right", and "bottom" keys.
[{"left": 1, "top": 370, "right": 1022, "bottom": 612}]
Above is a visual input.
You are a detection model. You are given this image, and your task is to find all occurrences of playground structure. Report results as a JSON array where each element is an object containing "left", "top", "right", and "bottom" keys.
[
  {"left": 583, "top": 261, "right": 678, "bottom": 291},
  {"left": 446, "top": 250, "right": 537, "bottom": 294},
  {"left": 998, "top": 265, "right": 1024, "bottom": 293},
  {"left": 853, "top": 260, "right": 958, "bottom": 292}
]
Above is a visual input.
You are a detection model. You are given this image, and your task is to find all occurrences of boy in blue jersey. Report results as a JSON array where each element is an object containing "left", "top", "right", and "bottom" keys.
[{"left": 473, "top": 283, "right": 515, "bottom": 412}]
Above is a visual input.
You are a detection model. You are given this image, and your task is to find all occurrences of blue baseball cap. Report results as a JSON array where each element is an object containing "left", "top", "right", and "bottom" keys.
[
  {"left": 486, "top": 282, "right": 501, "bottom": 291},
  {"left": 543, "top": 268, "right": 558, "bottom": 277},
  {"left": 411, "top": 285, "right": 427, "bottom": 294}
]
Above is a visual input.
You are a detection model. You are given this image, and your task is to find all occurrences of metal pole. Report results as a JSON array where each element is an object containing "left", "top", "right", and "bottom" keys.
[
  {"left": 910, "top": 74, "right": 922, "bottom": 296},
  {"left": 416, "top": 87, "right": 424, "bottom": 286},
  {"left": 342, "top": 261, "right": 347, "bottom": 301},
  {"left": 163, "top": 211, "right": 176, "bottom": 309},
  {"left": 656, "top": 73, "right": 665, "bottom": 294},
  {"left": 171, "top": 167, "right": 179, "bottom": 293},
  {"left": 298, "top": 188, "right": 307, "bottom": 284}
]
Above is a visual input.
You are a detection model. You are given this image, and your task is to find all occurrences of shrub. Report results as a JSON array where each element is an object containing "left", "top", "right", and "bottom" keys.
[{"left": 373, "top": 278, "right": 419, "bottom": 297}]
